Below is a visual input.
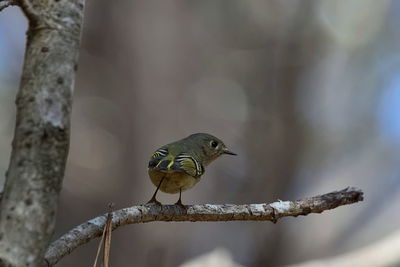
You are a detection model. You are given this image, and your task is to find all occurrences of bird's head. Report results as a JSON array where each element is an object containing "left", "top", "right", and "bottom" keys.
[{"left": 185, "top": 133, "right": 236, "bottom": 165}]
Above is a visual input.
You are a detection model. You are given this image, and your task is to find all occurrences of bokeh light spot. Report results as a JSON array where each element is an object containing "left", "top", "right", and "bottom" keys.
[
  {"left": 69, "top": 124, "right": 122, "bottom": 170},
  {"left": 378, "top": 75, "right": 400, "bottom": 142},
  {"left": 318, "top": 0, "right": 389, "bottom": 47},
  {"left": 188, "top": 78, "right": 248, "bottom": 122}
]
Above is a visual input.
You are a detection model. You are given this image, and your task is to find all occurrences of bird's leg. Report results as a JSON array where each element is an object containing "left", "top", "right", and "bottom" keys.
[
  {"left": 174, "top": 188, "right": 185, "bottom": 207},
  {"left": 147, "top": 175, "right": 165, "bottom": 205}
]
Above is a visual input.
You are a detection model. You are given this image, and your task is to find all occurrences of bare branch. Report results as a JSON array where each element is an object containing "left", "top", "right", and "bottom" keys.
[
  {"left": 0, "top": 0, "right": 85, "bottom": 266},
  {"left": 44, "top": 187, "right": 363, "bottom": 266}
]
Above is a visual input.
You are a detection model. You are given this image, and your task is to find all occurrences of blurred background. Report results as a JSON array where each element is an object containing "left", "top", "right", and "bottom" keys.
[{"left": 1, "top": 0, "right": 400, "bottom": 266}]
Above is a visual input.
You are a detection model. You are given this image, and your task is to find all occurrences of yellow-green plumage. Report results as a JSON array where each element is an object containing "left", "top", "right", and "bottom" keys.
[{"left": 147, "top": 133, "right": 236, "bottom": 205}]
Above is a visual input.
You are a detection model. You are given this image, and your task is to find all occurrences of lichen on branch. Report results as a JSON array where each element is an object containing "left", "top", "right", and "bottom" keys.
[{"left": 44, "top": 187, "right": 363, "bottom": 266}]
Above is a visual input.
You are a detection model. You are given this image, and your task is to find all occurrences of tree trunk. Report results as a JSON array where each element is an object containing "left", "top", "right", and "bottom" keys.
[{"left": 0, "top": 0, "right": 85, "bottom": 266}]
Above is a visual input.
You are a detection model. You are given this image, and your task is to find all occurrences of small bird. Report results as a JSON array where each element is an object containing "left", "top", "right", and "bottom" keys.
[{"left": 147, "top": 133, "right": 237, "bottom": 205}]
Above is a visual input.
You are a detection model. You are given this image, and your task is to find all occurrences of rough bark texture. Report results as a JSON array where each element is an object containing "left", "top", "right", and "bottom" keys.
[
  {"left": 45, "top": 187, "right": 363, "bottom": 266},
  {"left": 0, "top": 0, "right": 85, "bottom": 266}
]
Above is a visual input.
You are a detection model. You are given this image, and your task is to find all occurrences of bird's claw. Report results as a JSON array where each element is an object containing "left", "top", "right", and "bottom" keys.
[
  {"left": 146, "top": 198, "right": 162, "bottom": 206},
  {"left": 174, "top": 199, "right": 186, "bottom": 208}
]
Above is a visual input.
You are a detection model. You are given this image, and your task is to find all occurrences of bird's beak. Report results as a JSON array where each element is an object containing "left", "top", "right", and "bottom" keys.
[{"left": 222, "top": 147, "right": 237, "bottom": 156}]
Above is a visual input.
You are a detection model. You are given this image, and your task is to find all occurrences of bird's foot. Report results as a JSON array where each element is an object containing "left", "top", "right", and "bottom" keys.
[
  {"left": 146, "top": 197, "right": 162, "bottom": 206},
  {"left": 174, "top": 199, "right": 186, "bottom": 208}
]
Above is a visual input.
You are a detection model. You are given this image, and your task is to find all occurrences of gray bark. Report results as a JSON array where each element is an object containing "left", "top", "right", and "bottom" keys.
[
  {"left": 45, "top": 187, "right": 363, "bottom": 266},
  {"left": 0, "top": 0, "right": 84, "bottom": 266}
]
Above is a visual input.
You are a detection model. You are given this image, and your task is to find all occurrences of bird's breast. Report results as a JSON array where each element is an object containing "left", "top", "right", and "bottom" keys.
[{"left": 148, "top": 169, "right": 200, "bottom": 194}]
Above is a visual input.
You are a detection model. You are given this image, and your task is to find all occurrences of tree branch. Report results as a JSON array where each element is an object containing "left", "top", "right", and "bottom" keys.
[
  {"left": 44, "top": 187, "right": 363, "bottom": 266},
  {"left": 0, "top": 0, "right": 85, "bottom": 266}
]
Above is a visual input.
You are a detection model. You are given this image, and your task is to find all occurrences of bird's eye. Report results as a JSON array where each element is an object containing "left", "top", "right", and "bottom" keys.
[{"left": 210, "top": 140, "right": 218, "bottom": 148}]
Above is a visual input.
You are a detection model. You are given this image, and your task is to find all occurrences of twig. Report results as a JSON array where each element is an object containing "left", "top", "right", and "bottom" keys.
[
  {"left": 44, "top": 187, "right": 363, "bottom": 266},
  {"left": 103, "top": 211, "right": 113, "bottom": 267},
  {"left": 92, "top": 220, "right": 107, "bottom": 267},
  {"left": 92, "top": 203, "right": 114, "bottom": 267}
]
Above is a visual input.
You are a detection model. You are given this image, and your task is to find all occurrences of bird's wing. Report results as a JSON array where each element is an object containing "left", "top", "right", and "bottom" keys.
[
  {"left": 149, "top": 149, "right": 204, "bottom": 178},
  {"left": 172, "top": 153, "right": 204, "bottom": 178},
  {"left": 148, "top": 148, "right": 168, "bottom": 168}
]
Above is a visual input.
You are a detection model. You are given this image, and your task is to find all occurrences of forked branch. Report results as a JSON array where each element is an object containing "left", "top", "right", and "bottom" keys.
[{"left": 44, "top": 187, "right": 363, "bottom": 266}]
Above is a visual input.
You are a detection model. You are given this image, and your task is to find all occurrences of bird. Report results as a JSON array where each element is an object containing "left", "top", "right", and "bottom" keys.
[{"left": 147, "top": 133, "right": 237, "bottom": 206}]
